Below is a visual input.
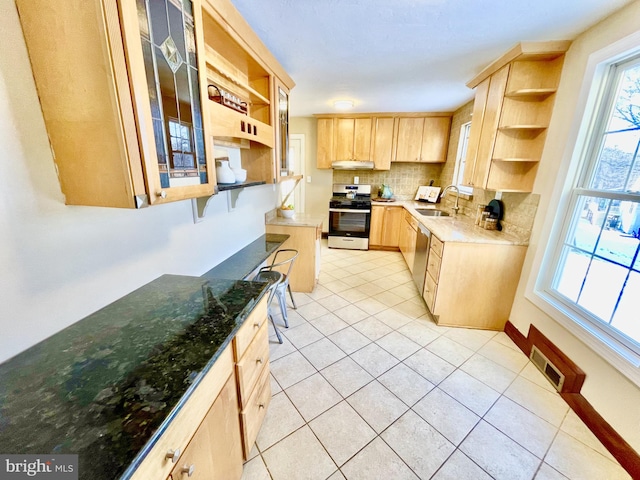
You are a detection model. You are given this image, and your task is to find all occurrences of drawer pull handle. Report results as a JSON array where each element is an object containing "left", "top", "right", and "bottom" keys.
[
  {"left": 256, "top": 357, "right": 264, "bottom": 364},
  {"left": 166, "top": 449, "right": 180, "bottom": 463},
  {"left": 254, "top": 322, "right": 261, "bottom": 329},
  {"left": 180, "top": 464, "right": 195, "bottom": 477},
  {"left": 258, "top": 403, "right": 265, "bottom": 409}
]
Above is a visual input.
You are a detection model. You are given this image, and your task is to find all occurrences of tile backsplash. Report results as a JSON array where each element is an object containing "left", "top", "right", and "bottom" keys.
[{"left": 333, "top": 163, "right": 444, "bottom": 200}]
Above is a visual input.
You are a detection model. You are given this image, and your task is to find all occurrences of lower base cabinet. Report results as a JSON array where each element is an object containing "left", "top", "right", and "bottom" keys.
[
  {"left": 399, "top": 210, "right": 418, "bottom": 271},
  {"left": 131, "top": 296, "right": 269, "bottom": 480},
  {"left": 370, "top": 205, "right": 402, "bottom": 248},
  {"left": 265, "top": 223, "right": 322, "bottom": 292},
  {"left": 169, "top": 373, "right": 243, "bottom": 480},
  {"left": 423, "top": 234, "right": 527, "bottom": 330}
]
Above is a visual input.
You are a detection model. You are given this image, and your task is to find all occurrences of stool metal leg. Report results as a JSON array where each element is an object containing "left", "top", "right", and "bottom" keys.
[
  {"left": 276, "top": 288, "right": 289, "bottom": 328},
  {"left": 269, "top": 312, "right": 283, "bottom": 344},
  {"left": 287, "top": 284, "right": 297, "bottom": 309}
]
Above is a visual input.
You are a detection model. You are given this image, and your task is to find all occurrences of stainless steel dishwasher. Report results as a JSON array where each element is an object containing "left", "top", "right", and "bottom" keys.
[{"left": 412, "top": 223, "right": 431, "bottom": 294}]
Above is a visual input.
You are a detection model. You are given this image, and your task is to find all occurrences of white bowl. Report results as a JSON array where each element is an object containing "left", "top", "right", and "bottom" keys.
[
  {"left": 279, "top": 208, "right": 295, "bottom": 218},
  {"left": 232, "top": 168, "right": 247, "bottom": 183}
]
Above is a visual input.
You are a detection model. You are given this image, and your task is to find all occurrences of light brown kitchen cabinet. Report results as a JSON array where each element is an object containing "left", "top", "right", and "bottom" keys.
[
  {"left": 316, "top": 118, "right": 335, "bottom": 169},
  {"left": 399, "top": 210, "right": 418, "bottom": 271},
  {"left": 16, "top": 0, "right": 294, "bottom": 208},
  {"left": 371, "top": 117, "right": 396, "bottom": 170},
  {"left": 15, "top": 0, "right": 217, "bottom": 208},
  {"left": 370, "top": 206, "right": 403, "bottom": 248},
  {"left": 232, "top": 301, "right": 270, "bottom": 459},
  {"left": 423, "top": 234, "right": 527, "bottom": 330},
  {"left": 169, "top": 373, "right": 243, "bottom": 480},
  {"left": 463, "top": 41, "right": 569, "bottom": 192},
  {"left": 265, "top": 222, "right": 323, "bottom": 292},
  {"left": 130, "top": 295, "right": 270, "bottom": 480},
  {"left": 201, "top": 0, "right": 294, "bottom": 186},
  {"left": 335, "top": 118, "right": 373, "bottom": 161},
  {"left": 394, "top": 115, "right": 452, "bottom": 163}
]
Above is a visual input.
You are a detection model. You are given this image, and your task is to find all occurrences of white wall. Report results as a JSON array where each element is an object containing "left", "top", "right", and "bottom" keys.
[
  {"left": 0, "top": 0, "right": 277, "bottom": 363},
  {"left": 510, "top": 0, "right": 640, "bottom": 451}
]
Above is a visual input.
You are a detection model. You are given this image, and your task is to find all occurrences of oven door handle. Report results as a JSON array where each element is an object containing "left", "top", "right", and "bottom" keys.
[{"left": 329, "top": 208, "right": 371, "bottom": 213}]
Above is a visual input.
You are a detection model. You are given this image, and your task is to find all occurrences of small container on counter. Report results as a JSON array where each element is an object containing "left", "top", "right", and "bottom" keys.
[
  {"left": 475, "top": 204, "right": 488, "bottom": 226},
  {"left": 484, "top": 215, "right": 498, "bottom": 230}
]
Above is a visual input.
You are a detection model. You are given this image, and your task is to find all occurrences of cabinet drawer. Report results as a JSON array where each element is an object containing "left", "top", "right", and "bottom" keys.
[
  {"left": 233, "top": 296, "right": 268, "bottom": 361},
  {"left": 240, "top": 366, "right": 271, "bottom": 458},
  {"left": 426, "top": 249, "right": 441, "bottom": 283},
  {"left": 404, "top": 210, "right": 418, "bottom": 230},
  {"left": 236, "top": 321, "right": 269, "bottom": 407},
  {"left": 423, "top": 273, "right": 437, "bottom": 312},
  {"left": 430, "top": 235, "right": 444, "bottom": 257}
]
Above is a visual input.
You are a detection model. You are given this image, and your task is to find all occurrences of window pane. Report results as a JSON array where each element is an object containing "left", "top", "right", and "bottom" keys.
[
  {"left": 570, "top": 196, "right": 607, "bottom": 253},
  {"left": 611, "top": 271, "right": 640, "bottom": 340},
  {"left": 590, "top": 130, "right": 640, "bottom": 191},
  {"left": 577, "top": 258, "right": 628, "bottom": 322},
  {"left": 554, "top": 247, "right": 590, "bottom": 302}
]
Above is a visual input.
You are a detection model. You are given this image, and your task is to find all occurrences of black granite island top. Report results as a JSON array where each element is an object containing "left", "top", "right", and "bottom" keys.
[
  {"left": 0, "top": 275, "right": 269, "bottom": 480},
  {"left": 201, "top": 233, "right": 289, "bottom": 281}
]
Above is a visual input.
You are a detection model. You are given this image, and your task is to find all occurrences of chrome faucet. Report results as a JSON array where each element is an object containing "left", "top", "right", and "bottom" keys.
[{"left": 441, "top": 185, "right": 460, "bottom": 215}]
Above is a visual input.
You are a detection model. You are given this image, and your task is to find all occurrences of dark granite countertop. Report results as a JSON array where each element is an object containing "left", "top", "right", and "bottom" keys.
[
  {"left": 0, "top": 275, "right": 269, "bottom": 480},
  {"left": 201, "top": 233, "right": 289, "bottom": 281}
]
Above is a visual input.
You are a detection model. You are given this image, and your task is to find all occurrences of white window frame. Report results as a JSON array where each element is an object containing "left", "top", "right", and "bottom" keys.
[
  {"left": 527, "top": 30, "right": 640, "bottom": 387},
  {"left": 452, "top": 121, "right": 473, "bottom": 196}
]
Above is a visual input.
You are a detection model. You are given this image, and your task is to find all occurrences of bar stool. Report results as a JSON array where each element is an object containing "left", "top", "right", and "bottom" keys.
[
  {"left": 266, "top": 249, "right": 299, "bottom": 326},
  {"left": 254, "top": 268, "right": 285, "bottom": 343}
]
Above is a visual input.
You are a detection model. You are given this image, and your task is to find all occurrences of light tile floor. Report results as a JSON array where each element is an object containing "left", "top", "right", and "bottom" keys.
[{"left": 242, "top": 242, "right": 630, "bottom": 480}]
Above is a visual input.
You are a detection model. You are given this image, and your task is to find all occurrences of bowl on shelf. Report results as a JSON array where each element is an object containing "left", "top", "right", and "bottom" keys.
[
  {"left": 279, "top": 208, "right": 295, "bottom": 219},
  {"left": 232, "top": 167, "right": 247, "bottom": 183}
]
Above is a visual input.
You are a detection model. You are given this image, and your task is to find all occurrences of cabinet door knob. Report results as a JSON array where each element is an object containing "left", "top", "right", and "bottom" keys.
[
  {"left": 254, "top": 322, "right": 261, "bottom": 329},
  {"left": 256, "top": 357, "right": 264, "bottom": 364},
  {"left": 157, "top": 190, "right": 167, "bottom": 199},
  {"left": 166, "top": 449, "right": 180, "bottom": 463},
  {"left": 180, "top": 464, "right": 195, "bottom": 477},
  {"left": 258, "top": 403, "right": 265, "bottom": 409}
]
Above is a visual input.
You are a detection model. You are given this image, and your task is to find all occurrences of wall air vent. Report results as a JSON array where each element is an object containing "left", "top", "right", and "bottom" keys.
[{"left": 530, "top": 345, "right": 565, "bottom": 392}]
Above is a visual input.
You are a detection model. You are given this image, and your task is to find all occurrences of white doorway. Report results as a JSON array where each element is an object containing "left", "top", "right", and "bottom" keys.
[{"left": 284, "top": 134, "right": 305, "bottom": 212}]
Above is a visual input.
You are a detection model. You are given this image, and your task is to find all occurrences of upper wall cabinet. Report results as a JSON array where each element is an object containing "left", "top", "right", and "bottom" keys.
[
  {"left": 463, "top": 41, "right": 570, "bottom": 192},
  {"left": 394, "top": 115, "right": 451, "bottom": 163},
  {"left": 16, "top": 0, "right": 215, "bottom": 207},
  {"left": 16, "top": 0, "right": 294, "bottom": 208},
  {"left": 315, "top": 113, "right": 450, "bottom": 170},
  {"left": 182, "top": 0, "right": 294, "bottom": 186}
]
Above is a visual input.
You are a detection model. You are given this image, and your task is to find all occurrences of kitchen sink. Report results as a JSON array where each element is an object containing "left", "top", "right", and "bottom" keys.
[{"left": 415, "top": 209, "right": 449, "bottom": 217}]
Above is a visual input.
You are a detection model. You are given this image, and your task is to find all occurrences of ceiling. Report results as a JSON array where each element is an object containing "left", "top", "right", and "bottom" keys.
[{"left": 229, "top": 0, "right": 633, "bottom": 117}]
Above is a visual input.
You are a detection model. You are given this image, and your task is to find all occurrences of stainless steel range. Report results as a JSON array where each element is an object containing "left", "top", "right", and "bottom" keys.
[{"left": 328, "top": 184, "right": 372, "bottom": 250}]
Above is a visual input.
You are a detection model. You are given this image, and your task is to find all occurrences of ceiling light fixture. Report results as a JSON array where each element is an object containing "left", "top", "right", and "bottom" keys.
[{"left": 333, "top": 100, "right": 354, "bottom": 110}]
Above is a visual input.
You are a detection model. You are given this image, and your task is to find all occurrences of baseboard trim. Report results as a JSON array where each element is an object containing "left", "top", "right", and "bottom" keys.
[{"left": 504, "top": 321, "right": 640, "bottom": 478}]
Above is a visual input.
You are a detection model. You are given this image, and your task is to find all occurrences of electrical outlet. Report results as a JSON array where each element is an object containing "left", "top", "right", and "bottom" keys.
[
  {"left": 306, "top": 176, "right": 312, "bottom": 183},
  {"left": 495, "top": 191, "right": 503, "bottom": 200},
  {"left": 354, "top": 176, "right": 359, "bottom": 184}
]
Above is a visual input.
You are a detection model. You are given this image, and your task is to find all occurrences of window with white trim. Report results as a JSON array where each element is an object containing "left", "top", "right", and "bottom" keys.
[
  {"left": 548, "top": 54, "right": 640, "bottom": 353},
  {"left": 452, "top": 121, "right": 473, "bottom": 195}
]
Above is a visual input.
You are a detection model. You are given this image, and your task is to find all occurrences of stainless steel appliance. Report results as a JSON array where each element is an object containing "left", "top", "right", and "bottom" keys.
[
  {"left": 412, "top": 223, "right": 431, "bottom": 293},
  {"left": 328, "top": 184, "right": 372, "bottom": 250}
]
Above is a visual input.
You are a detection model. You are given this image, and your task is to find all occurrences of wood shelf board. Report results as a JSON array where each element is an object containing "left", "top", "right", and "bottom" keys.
[
  {"left": 205, "top": 48, "right": 270, "bottom": 105},
  {"left": 467, "top": 41, "right": 571, "bottom": 88},
  {"left": 505, "top": 88, "right": 556, "bottom": 99},
  {"left": 492, "top": 157, "right": 540, "bottom": 163},
  {"left": 499, "top": 125, "right": 547, "bottom": 130}
]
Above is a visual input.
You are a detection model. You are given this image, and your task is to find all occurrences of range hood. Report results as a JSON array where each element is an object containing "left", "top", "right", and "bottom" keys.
[{"left": 331, "top": 160, "right": 375, "bottom": 170}]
